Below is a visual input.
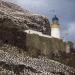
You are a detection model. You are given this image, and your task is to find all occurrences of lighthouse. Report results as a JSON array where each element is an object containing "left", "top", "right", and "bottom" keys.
[{"left": 51, "top": 15, "right": 60, "bottom": 39}]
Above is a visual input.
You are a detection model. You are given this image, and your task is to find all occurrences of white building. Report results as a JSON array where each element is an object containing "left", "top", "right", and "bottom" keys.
[
  {"left": 50, "top": 15, "right": 60, "bottom": 39},
  {"left": 24, "top": 29, "right": 52, "bottom": 38}
]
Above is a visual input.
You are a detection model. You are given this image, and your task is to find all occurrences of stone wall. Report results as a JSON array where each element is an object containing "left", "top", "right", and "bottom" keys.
[
  {"left": 0, "top": 24, "right": 67, "bottom": 57},
  {"left": 26, "top": 34, "right": 66, "bottom": 57}
]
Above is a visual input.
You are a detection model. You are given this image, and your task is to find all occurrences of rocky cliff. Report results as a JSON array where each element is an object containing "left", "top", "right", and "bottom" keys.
[
  {"left": 0, "top": 0, "right": 75, "bottom": 75},
  {"left": 0, "top": 46, "right": 75, "bottom": 75},
  {"left": 0, "top": 0, "right": 50, "bottom": 35}
]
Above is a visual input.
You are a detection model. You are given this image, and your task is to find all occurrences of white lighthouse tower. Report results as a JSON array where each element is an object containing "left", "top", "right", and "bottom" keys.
[{"left": 51, "top": 15, "right": 60, "bottom": 39}]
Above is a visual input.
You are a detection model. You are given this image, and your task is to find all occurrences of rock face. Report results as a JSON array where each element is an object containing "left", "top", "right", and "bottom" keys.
[
  {"left": 0, "top": 39, "right": 75, "bottom": 75},
  {"left": 0, "top": 0, "right": 52, "bottom": 57},
  {"left": 0, "top": 47, "right": 75, "bottom": 75},
  {"left": 0, "top": 1, "right": 75, "bottom": 75},
  {"left": 0, "top": 0, "right": 50, "bottom": 35},
  {"left": 0, "top": 0, "right": 65, "bottom": 57}
]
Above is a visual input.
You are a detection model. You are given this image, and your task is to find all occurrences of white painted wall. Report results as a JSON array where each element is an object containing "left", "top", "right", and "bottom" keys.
[
  {"left": 24, "top": 29, "right": 42, "bottom": 35},
  {"left": 24, "top": 29, "right": 52, "bottom": 38},
  {"left": 51, "top": 28, "right": 60, "bottom": 39}
]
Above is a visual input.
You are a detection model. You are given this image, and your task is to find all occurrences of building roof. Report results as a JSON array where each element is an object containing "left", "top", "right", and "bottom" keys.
[{"left": 52, "top": 15, "right": 59, "bottom": 22}]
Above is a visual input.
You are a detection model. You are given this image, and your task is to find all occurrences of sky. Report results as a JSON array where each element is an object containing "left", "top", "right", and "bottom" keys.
[{"left": 5, "top": 0, "right": 75, "bottom": 47}]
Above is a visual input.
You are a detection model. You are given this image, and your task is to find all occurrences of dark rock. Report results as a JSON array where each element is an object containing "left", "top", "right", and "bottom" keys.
[{"left": 0, "top": 0, "right": 50, "bottom": 35}]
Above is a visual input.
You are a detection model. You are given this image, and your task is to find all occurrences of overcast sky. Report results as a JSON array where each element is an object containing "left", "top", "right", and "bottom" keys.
[{"left": 5, "top": 0, "right": 75, "bottom": 47}]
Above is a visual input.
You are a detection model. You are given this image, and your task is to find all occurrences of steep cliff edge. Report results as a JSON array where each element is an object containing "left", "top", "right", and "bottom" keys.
[{"left": 0, "top": 0, "right": 50, "bottom": 35}]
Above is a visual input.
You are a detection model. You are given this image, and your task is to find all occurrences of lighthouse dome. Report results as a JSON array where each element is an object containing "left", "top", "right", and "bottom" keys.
[{"left": 52, "top": 15, "right": 59, "bottom": 22}]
